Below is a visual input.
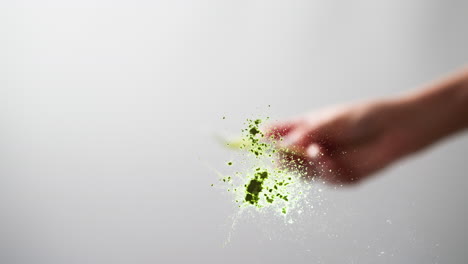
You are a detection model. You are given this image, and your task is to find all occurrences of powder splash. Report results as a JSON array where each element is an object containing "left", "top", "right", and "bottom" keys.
[{"left": 215, "top": 117, "right": 312, "bottom": 217}]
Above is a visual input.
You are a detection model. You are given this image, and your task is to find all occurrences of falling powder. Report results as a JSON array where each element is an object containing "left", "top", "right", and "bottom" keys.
[{"left": 215, "top": 117, "right": 312, "bottom": 217}]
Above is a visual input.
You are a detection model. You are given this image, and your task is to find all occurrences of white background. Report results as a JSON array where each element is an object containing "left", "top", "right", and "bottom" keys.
[{"left": 1, "top": 1, "right": 468, "bottom": 263}]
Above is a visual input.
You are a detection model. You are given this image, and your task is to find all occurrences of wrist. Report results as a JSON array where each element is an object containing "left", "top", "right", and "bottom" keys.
[{"left": 394, "top": 69, "right": 468, "bottom": 155}]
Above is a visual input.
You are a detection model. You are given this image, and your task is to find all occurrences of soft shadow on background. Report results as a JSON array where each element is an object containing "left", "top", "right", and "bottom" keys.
[{"left": 1, "top": 1, "right": 468, "bottom": 263}]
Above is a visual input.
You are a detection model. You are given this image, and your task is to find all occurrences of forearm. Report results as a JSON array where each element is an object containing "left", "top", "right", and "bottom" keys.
[{"left": 395, "top": 67, "right": 468, "bottom": 154}]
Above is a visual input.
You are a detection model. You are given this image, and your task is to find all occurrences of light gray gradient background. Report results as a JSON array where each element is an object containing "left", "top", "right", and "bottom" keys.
[{"left": 1, "top": 1, "right": 468, "bottom": 263}]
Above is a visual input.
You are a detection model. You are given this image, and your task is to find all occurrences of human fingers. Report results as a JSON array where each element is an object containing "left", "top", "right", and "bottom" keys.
[
  {"left": 263, "top": 121, "right": 297, "bottom": 140},
  {"left": 325, "top": 134, "right": 401, "bottom": 184}
]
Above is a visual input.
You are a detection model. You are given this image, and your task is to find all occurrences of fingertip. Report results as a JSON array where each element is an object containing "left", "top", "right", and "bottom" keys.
[
  {"left": 279, "top": 129, "right": 303, "bottom": 147},
  {"left": 263, "top": 122, "right": 296, "bottom": 140},
  {"left": 306, "top": 143, "right": 321, "bottom": 158}
]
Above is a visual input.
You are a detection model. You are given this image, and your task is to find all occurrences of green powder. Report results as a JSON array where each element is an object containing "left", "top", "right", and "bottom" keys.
[
  {"left": 217, "top": 117, "right": 311, "bottom": 216},
  {"left": 244, "top": 169, "right": 268, "bottom": 205}
]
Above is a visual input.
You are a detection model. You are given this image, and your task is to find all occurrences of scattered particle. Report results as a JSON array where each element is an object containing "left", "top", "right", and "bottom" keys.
[{"left": 217, "top": 116, "right": 312, "bottom": 217}]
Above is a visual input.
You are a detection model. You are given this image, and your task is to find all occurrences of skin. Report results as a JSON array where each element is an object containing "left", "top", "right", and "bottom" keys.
[{"left": 266, "top": 67, "right": 468, "bottom": 185}]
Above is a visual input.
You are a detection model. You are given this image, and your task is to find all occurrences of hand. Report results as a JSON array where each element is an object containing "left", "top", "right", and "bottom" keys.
[
  {"left": 265, "top": 68, "right": 468, "bottom": 185},
  {"left": 266, "top": 100, "right": 411, "bottom": 185}
]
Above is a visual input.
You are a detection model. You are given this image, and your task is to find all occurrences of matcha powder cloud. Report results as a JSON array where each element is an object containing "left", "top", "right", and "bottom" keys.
[{"left": 214, "top": 116, "right": 313, "bottom": 219}]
